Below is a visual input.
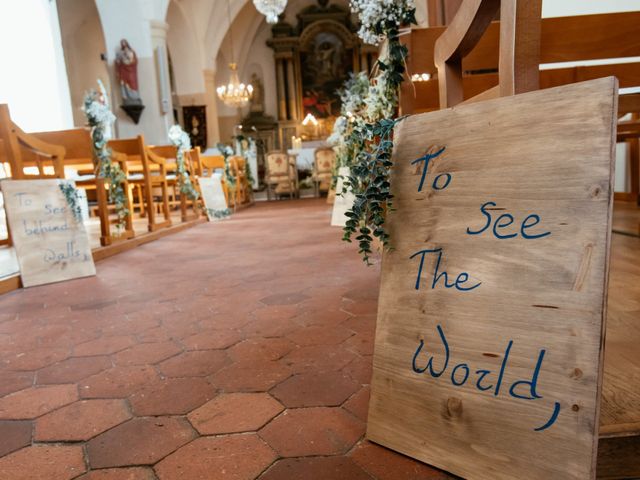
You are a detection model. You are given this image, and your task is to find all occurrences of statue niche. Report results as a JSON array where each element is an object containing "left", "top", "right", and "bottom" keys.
[{"left": 115, "top": 39, "right": 145, "bottom": 123}]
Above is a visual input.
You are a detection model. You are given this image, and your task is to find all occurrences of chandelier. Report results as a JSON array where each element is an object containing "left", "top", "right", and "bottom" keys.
[
  {"left": 217, "top": 0, "right": 253, "bottom": 108},
  {"left": 217, "top": 63, "right": 253, "bottom": 107},
  {"left": 253, "top": 0, "right": 287, "bottom": 24}
]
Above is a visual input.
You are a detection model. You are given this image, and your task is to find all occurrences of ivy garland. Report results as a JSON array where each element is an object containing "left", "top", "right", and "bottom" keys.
[
  {"left": 217, "top": 142, "right": 237, "bottom": 194},
  {"left": 168, "top": 125, "right": 200, "bottom": 201},
  {"left": 83, "top": 80, "right": 129, "bottom": 230},
  {"left": 339, "top": 0, "right": 417, "bottom": 264},
  {"left": 58, "top": 181, "right": 83, "bottom": 222}
]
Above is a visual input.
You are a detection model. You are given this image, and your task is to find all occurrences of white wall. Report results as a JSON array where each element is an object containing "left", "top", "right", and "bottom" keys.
[
  {"left": 542, "top": 0, "right": 640, "bottom": 18},
  {"left": 0, "top": 0, "right": 73, "bottom": 131}
]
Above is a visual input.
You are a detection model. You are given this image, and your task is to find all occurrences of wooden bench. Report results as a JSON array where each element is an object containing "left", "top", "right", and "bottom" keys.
[
  {"left": 192, "top": 151, "right": 231, "bottom": 207},
  {"left": 108, "top": 136, "right": 172, "bottom": 233},
  {"left": 147, "top": 144, "right": 201, "bottom": 222},
  {"left": 421, "top": 2, "right": 640, "bottom": 477}
]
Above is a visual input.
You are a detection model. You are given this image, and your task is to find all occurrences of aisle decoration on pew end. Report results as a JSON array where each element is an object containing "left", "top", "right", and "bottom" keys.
[
  {"left": 83, "top": 80, "right": 129, "bottom": 230},
  {"left": 168, "top": 125, "right": 200, "bottom": 201},
  {"left": 332, "top": 0, "right": 416, "bottom": 264},
  {"left": 58, "top": 182, "right": 84, "bottom": 223}
]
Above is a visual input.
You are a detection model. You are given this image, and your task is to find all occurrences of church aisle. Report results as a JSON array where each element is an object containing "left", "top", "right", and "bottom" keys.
[{"left": 0, "top": 199, "right": 455, "bottom": 480}]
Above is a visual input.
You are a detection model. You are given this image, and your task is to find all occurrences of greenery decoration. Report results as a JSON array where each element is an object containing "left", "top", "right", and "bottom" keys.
[
  {"left": 334, "top": 0, "right": 416, "bottom": 264},
  {"left": 168, "top": 125, "right": 200, "bottom": 201},
  {"left": 206, "top": 207, "right": 232, "bottom": 219},
  {"left": 58, "top": 181, "right": 83, "bottom": 222},
  {"left": 83, "top": 80, "right": 129, "bottom": 230},
  {"left": 217, "top": 142, "right": 237, "bottom": 194}
]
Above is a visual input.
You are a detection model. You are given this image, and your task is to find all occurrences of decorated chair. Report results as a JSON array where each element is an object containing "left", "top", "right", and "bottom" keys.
[
  {"left": 27, "top": 127, "right": 134, "bottom": 246},
  {"left": 229, "top": 155, "right": 252, "bottom": 206},
  {"left": 312, "top": 147, "right": 335, "bottom": 197},
  {"left": 109, "top": 135, "right": 171, "bottom": 232},
  {"left": 148, "top": 145, "right": 200, "bottom": 222},
  {"left": 265, "top": 150, "right": 297, "bottom": 200}
]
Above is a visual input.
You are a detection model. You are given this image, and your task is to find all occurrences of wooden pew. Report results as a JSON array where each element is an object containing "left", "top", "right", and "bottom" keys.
[
  {"left": 229, "top": 156, "right": 252, "bottom": 207},
  {"left": 429, "top": 2, "right": 640, "bottom": 477},
  {"left": 108, "top": 136, "right": 172, "bottom": 233},
  {"left": 147, "top": 144, "right": 201, "bottom": 222},
  {"left": 26, "top": 128, "right": 135, "bottom": 246}
]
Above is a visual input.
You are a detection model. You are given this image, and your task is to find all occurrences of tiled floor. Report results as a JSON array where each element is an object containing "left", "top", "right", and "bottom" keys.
[{"left": 0, "top": 199, "right": 454, "bottom": 480}]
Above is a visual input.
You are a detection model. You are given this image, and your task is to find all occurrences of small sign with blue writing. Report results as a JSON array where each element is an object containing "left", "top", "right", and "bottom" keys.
[
  {"left": 1, "top": 179, "right": 96, "bottom": 287},
  {"left": 367, "top": 78, "right": 618, "bottom": 480}
]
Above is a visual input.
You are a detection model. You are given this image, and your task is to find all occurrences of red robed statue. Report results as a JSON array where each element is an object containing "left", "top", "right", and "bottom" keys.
[{"left": 115, "top": 39, "right": 141, "bottom": 105}]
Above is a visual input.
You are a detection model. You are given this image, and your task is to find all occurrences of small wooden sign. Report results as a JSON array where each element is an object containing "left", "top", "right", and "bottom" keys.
[
  {"left": 367, "top": 78, "right": 618, "bottom": 480},
  {"left": 199, "top": 174, "right": 228, "bottom": 221},
  {"left": 1, "top": 179, "right": 96, "bottom": 287}
]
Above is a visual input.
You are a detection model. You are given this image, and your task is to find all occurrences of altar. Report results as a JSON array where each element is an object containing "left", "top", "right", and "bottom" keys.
[{"left": 288, "top": 141, "right": 329, "bottom": 172}]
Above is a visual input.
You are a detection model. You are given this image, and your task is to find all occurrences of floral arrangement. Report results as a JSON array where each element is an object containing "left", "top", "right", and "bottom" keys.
[
  {"left": 168, "top": 125, "right": 200, "bottom": 201},
  {"left": 83, "top": 80, "right": 129, "bottom": 230},
  {"left": 234, "top": 134, "right": 256, "bottom": 191},
  {"left": 334, "top": 0, "right": 416, "bottom": 264}
]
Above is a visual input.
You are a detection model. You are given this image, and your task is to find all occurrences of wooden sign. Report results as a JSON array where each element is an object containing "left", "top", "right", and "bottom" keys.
[
  {"left": 367, "top": 78, "right": 618, "bottom": 480},
  {"left": 199, "top": 174, "right": 228, "bottom": 221},
  {"left": 331, "top": 166, "right": 356, "bottom": 227},
  {"left": 1, "top": 179, "right": 96, "bottom": 287}
]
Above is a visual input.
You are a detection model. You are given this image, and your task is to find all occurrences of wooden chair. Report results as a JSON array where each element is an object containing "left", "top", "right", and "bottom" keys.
[
  {"left": 229, "top": 155, "right": 252, "bottom": 206},
  {"left": 265, "top": 150, "right": 297, "bottom": 200},
  {"left": 147, "top": 144, "right": 200, "bottom": 222},
  {"left": 431, "top": 1, "right": 639, "bottom": 477},
  {"left": 27, "top": 128, "right": 135, "bottom": 246},
  {"left": 109, "top": 136, "right": 171, "bottom": 232},
  {"left": 194, "top": 152, "right": 230, "bottom": 206},
  {"left": 312, "top": 147, "right": 335, "bottom": 197}
]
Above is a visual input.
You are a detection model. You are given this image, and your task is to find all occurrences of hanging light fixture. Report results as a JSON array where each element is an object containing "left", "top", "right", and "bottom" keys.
[
  {"left": 217, "top": 0, "right": 253, "bottom": 108},
  {"left": 253, "top": 0, "right": 287, "bottom": 24}
]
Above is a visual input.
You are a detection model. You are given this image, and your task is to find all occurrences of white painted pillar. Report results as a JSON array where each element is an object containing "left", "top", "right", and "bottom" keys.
[{"left": 203, "top": 69, "right": 222, "bottom": 147}]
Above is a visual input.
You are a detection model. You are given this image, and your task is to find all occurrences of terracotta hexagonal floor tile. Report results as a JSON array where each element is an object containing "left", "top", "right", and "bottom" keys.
[
  {"left": 259, "top": 456, "right": 373, "bottom": 480},
  {"left": 79, "top": 365, "right": 158, "bottom": 399},
  {"left": 76, "top": 467, "right": 156, "bottom": 479},
  {"left": 252, "top": 305, "right": 300, "bottom": 323},
  {"left": 243, "top": 317, "right": 300, "bottom": 338},
  {"left": 281, "top": 345, "right": 356, "bottom": 374},
  {"left": 188, "top": 393, "right": 284, "bottom": 434},
  {"left": 155, "top": 434, "right": 276, "bottom": 480},
  {"left": 294, "top": 309, "right": 352, "bottom": 328},
  {"left": 343, "top": 334, "right": 375, "bottom": 356},
  {"left": 87, "top": 417, "right": 196, "bottom": 468},
  {"left": 158, "top": 350, "right": 229, "bottom": 377},
  {"left": 270, "top": 371, "right": 359, "bottom": 408},
  {"left": 228, "top": 337, "right": 295, "bottom": 363},
  {"left": 2, "top": 347, "right": 70, "bottom": 371},
  {"left": 181, "top": 329, "right": 244, "bottom": 350},
  {"left": 259, "top": 407, "right": 364, "bottom": 457},
  {"left": 0, "top": 371, "right": 34, "bottom": 397},
  {"left": 350, "top": 441, "right": 454, "bottom": 480},
  {"left": 128, "top": 377, "right": 215, "bottom": 415},
  {"left": 0, "top": 444, "right": 86, "bottom": 480},
  {"left": 35, "top": 399, "right": 131, "bottom": 441},
  {"left": 260, "top": 292, "right": 309, "bottom": 305},
  {"left": 211, "top": 361, "right": 292, "bottom": 392},
  {"left": 37, "top": 356, "right": 112, "bottom": 385},
  {"left": 113, "top": 341, "right": 182, "bottom": 366},
  {"left": 342, "top": 356, "right": 373, "bottom": 385},
  {"left": 286, "top": 325, "right": 354, "bottom": 347},
  {"left": 0, "top": 420, "right": 32, "bottom": 457},
  {"left": 0, "top": 384, "right": 78, "bottom": 419},
  {"left": 343, "top": 386, "right": 370, "bottom": 422},
  {"left": 73, "top": 336, "right": 137, "bottom": 356}
]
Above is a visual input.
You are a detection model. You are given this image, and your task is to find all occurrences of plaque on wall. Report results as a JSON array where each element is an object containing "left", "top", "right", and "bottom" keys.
[{"left": 183, "top": 105, "right": 207, "bottom": 149}]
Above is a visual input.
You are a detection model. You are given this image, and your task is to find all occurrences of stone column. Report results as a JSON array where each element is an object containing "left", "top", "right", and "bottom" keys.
[
  {"left": 203, "top": 69, "right": 221, "bottom": 147},
  {"left": 275, "top": 57, "right": 287, "bottom": 121},
  {"left": 285, "top": 55, "right": 298, "bottom": 122}
]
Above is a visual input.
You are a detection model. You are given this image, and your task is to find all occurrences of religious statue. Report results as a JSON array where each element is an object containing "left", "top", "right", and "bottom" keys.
[
  {"left": 115, "top": 39, "right": 145, "bottom": 123},
  {"left": 115, "top": 39, "right": 141, "bottom": 104},
  {"left": 249, "top": 73, "right": 265, "bottom": 114}
]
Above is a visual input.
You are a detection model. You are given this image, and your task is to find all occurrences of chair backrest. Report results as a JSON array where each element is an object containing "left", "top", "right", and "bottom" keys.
[
  {"left": 403, "top": 8, "right": 640, "bottom": 113},
  {"left": 230, "top": 156, "right": 245, "bottom": 176},
  {"left": 29, "top": 128, "right": 93, "bottom": 162},
  {"left": 266, "top": 151, "right": 290, "bottom": 176},
  {"left": 108, "top": 136, "right": 148, "bottom": 173},
  {"left": 199, "top": 154, "right": 225, "bottom": 177},
  {"left": 0, "top": 104, "right": 66, "bottom": 179},
  {"left": 314, "top": 147, "right": 335, "bottom": 173},
  {"left": 435, "top": 0, "right": 542, "bottom": 108}
]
